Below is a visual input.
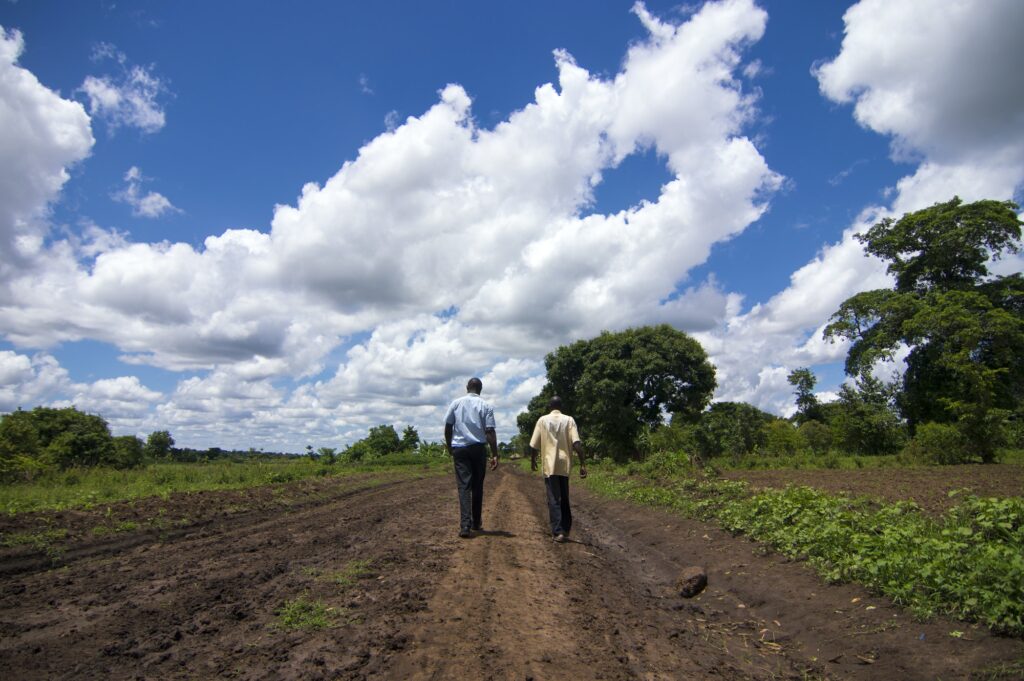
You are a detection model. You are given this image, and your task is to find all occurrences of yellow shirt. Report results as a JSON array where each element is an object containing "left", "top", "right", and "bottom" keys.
[{"left": 530, "top": 410, "right": 581, "bottom": 477}]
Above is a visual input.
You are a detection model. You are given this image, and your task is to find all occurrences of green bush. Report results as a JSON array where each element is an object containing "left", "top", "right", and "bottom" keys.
[
  {"left": 798, "top": 420, "right": 832, "bottom": 455},
  {"left": 765, "top": 420, "right": 805, "bottom": 457},
  {"left": 902, "top": 422, "right": 971, "bottom": 464}
]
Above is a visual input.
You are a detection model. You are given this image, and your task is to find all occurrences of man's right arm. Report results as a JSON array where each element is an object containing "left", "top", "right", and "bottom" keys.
[
  {"left": 573, "top": 440, "right": 587, "bottom": 478},
  {"left": 444, "top": 423, "right": 453, "bottom": 455}
]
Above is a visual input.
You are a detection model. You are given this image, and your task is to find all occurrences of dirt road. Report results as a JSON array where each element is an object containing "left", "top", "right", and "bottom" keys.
[{"left": 1, "top": 466, "right": 1021, "bottom": 680}]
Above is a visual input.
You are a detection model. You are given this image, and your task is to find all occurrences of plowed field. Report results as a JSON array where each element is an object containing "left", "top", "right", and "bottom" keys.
[{"left": 2, "top": 466, "right": 1022, "bottom": 680}]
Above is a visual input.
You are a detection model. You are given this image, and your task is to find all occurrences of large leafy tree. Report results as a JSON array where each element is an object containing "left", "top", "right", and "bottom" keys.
[
  {"left": 145, "top": 430, "right": 175, "bottom": 460},
  {"left": 518, "top": 325, "right": 716, "bottom": 459},
  {"left": 824, "top": 197, "right": 1023, "bottom": 461},
  {"left": 0, "top": 407, "right": 117, "bottom": 473}
]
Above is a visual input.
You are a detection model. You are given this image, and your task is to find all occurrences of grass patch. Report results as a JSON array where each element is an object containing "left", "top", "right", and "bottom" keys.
[
  {"left": 1, "top": 458, "right": 447, "bottom": 514},
  {"left": 583, "top": 463, "right": 1024, "bottom": 636},
  {"left": 301, "top": 559, "right": 374, "bottom": 588},
  {"left": 275, "top": 595, "right": 339, "bottom": 631},
  {"left": 328, "top": 559, "right": 373, "bottom": 587},
  {"left": 0, "top": 526, "right": 68, "bottom": 562}
]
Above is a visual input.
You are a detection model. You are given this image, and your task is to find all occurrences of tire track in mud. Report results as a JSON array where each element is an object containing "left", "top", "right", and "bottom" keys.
[{"left": 0, "top": 476, "right": 417, "bottom": 578}]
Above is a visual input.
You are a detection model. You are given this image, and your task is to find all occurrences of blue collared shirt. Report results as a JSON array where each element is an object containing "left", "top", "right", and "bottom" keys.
[{"left": 444, "top": 392, "right": 496, "bottom": 447}]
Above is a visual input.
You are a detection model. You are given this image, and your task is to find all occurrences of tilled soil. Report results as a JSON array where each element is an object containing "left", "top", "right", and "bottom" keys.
[
  {"left": 722, "top": 464, "right": 1024, "bottom": 516},
  {"left": 1, "top": 466, "right": 1022, "bottom": 680}
]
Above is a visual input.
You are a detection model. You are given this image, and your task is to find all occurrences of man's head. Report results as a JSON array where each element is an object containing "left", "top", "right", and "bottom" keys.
[
  {"left": 466, "top": 377, "right": 483, "bottom": 394},
  {"left": 548, "top": 395, "right": 563, "bottom": 411}
]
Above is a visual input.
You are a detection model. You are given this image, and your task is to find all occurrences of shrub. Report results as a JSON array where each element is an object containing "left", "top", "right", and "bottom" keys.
[
  {"left": 902, "top": 422, "right": 971, "bottom": 465},
  {"left": 798, "top": 420, "right": 832, "bottom": 455},
  {"left": 765, "top": 420, "right": 805, "bottom": 457}
]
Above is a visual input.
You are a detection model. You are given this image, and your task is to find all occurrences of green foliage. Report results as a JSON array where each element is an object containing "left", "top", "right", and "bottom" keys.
[
  {"left": 519, "top": 325, "right": 716, "bottom": 459},
  {"left": 765, "top": 420, "right": 804, "bottom": 456},
  {"left": 343, "top": 424, "right": 404, "bottom": 461},
  {"left": 400, "top": 425, "right": 420, "bottom": 451},
  {"left": 111, "top": 435, "right": 145, "bottom": 469},
  {"left": 328, "top": 559, "right": 373, "bottom": 587},
  {"left": 0, "top": 458, "right": 444, "bottom": 514},
  {"left": 901, "top": 422, "right": 972, "bottom": 465},
  {"left": 276, "top": 595, "right": 337, "bottom": 631},
  {"left": 144, "top": 430, "right": 175, "bottom": 460},
  {"left": 316, "top": 447, "right": 337, "bottom": 464},
  {"left": 797, "top": 420, "right": 832, "bottom": 455},
  {"left": 828, "top": 374, "right": 907, "bottom": 456},
  {"left": 857, "top": 197, "right": 1021, "bottom": 294},
  {"left": 0, "top": 407, "right": 123, "bottom": 478},
  {"left": 416, "top": 441, "right": 447, "bottom": 458},
  {"left": 585, "top": 463, "right": 1024, "bottom": 635},
  {"left": 690, "top": 401, "right": 774, "bottom": 462},
  {"left": 825, "top": 198, "right": 1023, "bottom": 462},
  {"left": 787, "top": 367, "right": 823, "bottom": 424}
]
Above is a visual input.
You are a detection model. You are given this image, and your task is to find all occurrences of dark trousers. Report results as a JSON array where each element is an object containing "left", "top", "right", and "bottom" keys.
[
  {"left": 452, "top": 444, "right": 487, "bottom": 531},
  {"left": 544, "top": 475, "right": 572, "bottom": 536}
]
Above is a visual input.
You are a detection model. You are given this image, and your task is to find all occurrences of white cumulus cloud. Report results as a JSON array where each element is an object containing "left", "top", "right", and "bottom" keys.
[
  {"left": 704, "top": 0, "right": 1024, "bottom": 416},
  {"left": 0, "top": 26, "right": 93, "bottom": 281},
  {"left": 113, "top": 166, "right": 180, "bottom": 218},
  {"left": 79, "top": 44, "right": 168, "bottom": 134}
]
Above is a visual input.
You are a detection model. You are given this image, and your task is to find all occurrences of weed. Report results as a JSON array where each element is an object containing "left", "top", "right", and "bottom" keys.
[
  {"left": 329, "top": 559, "right": 373, "bottom": 587},
  {"left": 275, "top": 595, "right": 339, "bottom": 631},
  {"left": 0, "top": 527, "right": 68, "bottom": 562}
]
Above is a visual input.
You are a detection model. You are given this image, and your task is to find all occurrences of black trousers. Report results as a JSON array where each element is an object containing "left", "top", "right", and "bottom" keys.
[
  {"left": 544, "top": 474, "right": 572, "bottom": 536},
  {"left": 452, "top": 444, "right": 487, "bottom": 531}
]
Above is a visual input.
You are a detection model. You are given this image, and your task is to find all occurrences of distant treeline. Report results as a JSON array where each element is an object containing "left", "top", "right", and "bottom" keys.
[{"left": 0, "top": 406, "right": 300, "bottom": 482}]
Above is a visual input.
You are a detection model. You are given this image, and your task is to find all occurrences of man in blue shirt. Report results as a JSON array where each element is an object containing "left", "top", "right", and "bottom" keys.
[{"left": 444, "top": 377, "right": 499, "bottom": 538}]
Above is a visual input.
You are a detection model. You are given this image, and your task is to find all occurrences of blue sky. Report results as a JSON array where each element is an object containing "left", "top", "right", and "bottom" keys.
[{"left": 1, "top": 0, "right": 1021, "bottom": 451}]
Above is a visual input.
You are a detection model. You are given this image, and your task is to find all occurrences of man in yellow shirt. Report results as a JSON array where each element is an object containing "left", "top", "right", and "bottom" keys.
[{"left": 529, "top": 396, "right": 587, "bottom": 543}]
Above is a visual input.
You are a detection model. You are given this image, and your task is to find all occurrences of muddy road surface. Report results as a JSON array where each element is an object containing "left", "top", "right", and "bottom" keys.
[{"left": 2, "top": 467, "right": 1021, "bottom": 680}]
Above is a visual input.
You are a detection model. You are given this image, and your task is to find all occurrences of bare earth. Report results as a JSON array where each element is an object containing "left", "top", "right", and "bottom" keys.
[
  {"left": 722, "top": 464, "right": 1024, "bottom": 515},
  {"left": 1, "top": 466, "right": 1022, "bottom": 680}
]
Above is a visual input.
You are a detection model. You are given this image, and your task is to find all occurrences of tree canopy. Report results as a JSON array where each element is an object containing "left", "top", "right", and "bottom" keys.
[
  {"left": 518, "top": 324, "right": 716, "bottom": 458},
  {"left": 824, "top": 197, "right": 1023, "bottom": 461}
]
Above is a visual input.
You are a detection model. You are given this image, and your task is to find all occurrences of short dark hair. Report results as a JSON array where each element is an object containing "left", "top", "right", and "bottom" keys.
[
  {"left": 467, "top": 377, "right": 483, "bottom": 394},
  {"left": 548, "top": 395, "right": 563, "bottom": 410}
]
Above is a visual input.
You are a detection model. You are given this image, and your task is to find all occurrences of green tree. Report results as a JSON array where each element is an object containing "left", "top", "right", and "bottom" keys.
[
  {"left": 688, "top": 401, "right": 775, "bottom": 461},
  {"left": 798, "top": 420, "right": 832, "bottom": 455},
  {"left": 519, "top": 325, "right": 716, "bottom": 459},
  {"left": 344, "top": 424, "right": 403, "bottom": 461},
  {"left": 787, "top": 367, "right": 823, "bottom": 424},
  {"left": 765, "top": 420, "right": 805, "bottom": 457},
  {"left": 825, "top": 197, "right": 1023, "bottom": 462},
  {"left": 0, "top": 409, "right": 43, "bottom": 480},
  {"left": 316, "top": 447, "right": 337, "bottom": 464},
  {"left": 828, "top": 373, "right": 906, "bottom": 456},
  {"left": 145, "top": 430, "right": 175, "bottom": 460},
  {"left": 111, "top": 435, "right": 145, "bottom": 468},
  {"left": 400, "top": 425, "right": 420, "bottom": 452},
  {"left": 1, "top": 407, "right": 127, "bottom": 472}
]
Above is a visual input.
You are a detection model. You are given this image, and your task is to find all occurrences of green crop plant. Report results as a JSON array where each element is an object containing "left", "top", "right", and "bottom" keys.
[{"left": 583, "top": 463, "right": 1024, "bottom": 635}]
